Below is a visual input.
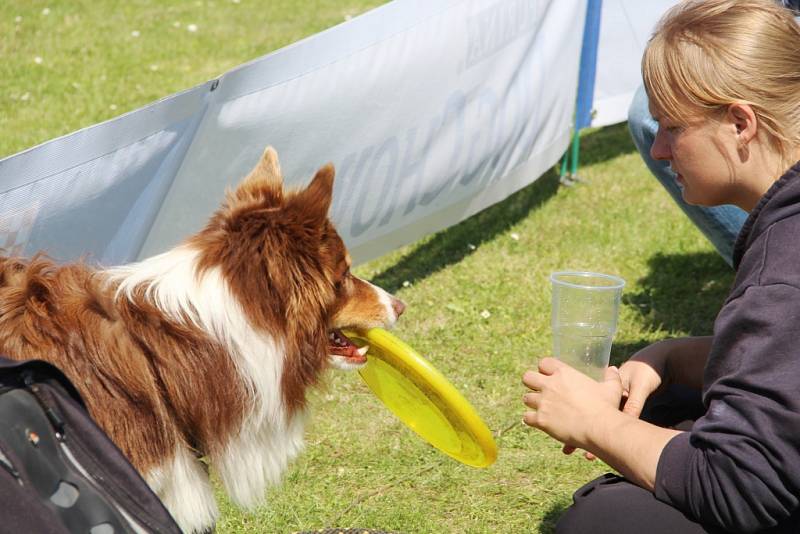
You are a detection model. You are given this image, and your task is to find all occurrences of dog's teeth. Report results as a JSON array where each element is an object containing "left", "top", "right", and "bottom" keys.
[
  {"left": 356, "top": 345, "right": 369, "bottom": 357},
  {"left": 329, "top": 332, "right": 335, "bottom": 340}
]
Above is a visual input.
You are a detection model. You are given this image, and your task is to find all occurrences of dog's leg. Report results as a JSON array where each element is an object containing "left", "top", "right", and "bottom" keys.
[
  {"left": 145, "top": 444, "right": 219, "bottom": 534},
  {"left": 214, "top": 413, "right": 306, "bottom": 509}
]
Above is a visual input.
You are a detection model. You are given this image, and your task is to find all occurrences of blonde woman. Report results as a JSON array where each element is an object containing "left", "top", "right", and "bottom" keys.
[
  {"left": 522, "top": 1, "right": 800, "bottom": 532},
  {"left": 627, "top": 1, "right": 800, "bottom": 268}
]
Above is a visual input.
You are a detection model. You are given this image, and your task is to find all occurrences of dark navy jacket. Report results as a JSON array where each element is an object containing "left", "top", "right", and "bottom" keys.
[{"left": 654, "top": 162, "right": 800, "bottom": 532}]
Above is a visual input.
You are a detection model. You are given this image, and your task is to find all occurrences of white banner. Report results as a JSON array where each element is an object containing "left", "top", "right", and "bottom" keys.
[
  {"left": 591, "top": 0, "right": 678, "bottom": 127},
  {"left": 0, "top": 0, "right": 585, "bottom": 266}
]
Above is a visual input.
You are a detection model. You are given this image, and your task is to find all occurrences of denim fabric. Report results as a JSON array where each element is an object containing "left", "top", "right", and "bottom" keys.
[{"left": 627, "top": 86, "right": 747, "bottom": 267}]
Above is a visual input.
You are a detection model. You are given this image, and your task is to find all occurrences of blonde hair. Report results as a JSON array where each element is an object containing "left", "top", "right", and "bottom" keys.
[{"left": 643, "top": 0, "right": 800, "bottom": 162}]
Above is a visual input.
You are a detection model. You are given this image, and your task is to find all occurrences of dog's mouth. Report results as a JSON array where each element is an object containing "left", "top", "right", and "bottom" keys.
[{"left": 328, "top": 328, "right": 369, "bottom": 366}]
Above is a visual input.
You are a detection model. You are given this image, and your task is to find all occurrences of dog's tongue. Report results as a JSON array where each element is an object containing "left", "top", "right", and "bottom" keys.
[{"left": 328, "top": 329, "right": 368, "bottom": 360}]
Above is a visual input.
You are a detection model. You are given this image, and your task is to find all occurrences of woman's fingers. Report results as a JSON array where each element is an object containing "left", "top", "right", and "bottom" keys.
[
  {"left": 538, "top": 356, "right": 563, "bottom": 375},
  {"left": 523, "top": 358, "right": 566, "bottom": 390},
  {"left": 522, "top": 370, "right": 546, "bottom": 391},
  {"left": 563, "top": 445, "right": 597, "bottom": 461},
  {"left": 522, "top": 410, "right": 538, "bottom": 427},
  {"left": 522, "top": 392, "right": 540, "bottom": 409},
  {"left": 621, "top": 389, "right": 647, "bottom": 418},
  {"left": 522, "top": 370, "right": 544, "bottom": 429},
  {"left": 603, "top": 365, "right": 621, "bottom": 384},
  {"left": 618, "top": 361, "right": 657, "bottom": 419}
]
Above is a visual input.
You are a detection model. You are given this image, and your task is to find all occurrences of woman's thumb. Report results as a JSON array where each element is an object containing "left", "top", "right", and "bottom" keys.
[
  {"left": 603, "top": 365, "right": 621, "bottom": 384},
  {"left": 621, "top": 385, "right": 647, "bottom": 418}
]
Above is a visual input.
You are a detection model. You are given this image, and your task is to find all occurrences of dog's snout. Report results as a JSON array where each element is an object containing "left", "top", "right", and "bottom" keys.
[{"left": 392, "top": 297, "right": 406, "bottom": 319}]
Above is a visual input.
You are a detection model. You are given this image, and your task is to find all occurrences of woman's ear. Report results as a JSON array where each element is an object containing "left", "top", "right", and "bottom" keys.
[{"left": 727, "top": 103, "right": 757, "bottom": 145}]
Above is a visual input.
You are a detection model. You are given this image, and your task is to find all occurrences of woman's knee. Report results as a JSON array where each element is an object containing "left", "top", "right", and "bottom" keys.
[
  {"left": 627, "top": 85, "right": 657, "bottom": 152},
  {"left": 555, "top": 474, "right": 626, "bottom": 534},
  {"left": 554, "top": 474, "right": 711, "bottom": 534}
]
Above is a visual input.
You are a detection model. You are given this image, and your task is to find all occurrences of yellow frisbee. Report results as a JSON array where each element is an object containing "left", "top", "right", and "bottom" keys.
[{"left": 343, "top": 328, "right": 497, "bottom": 468}]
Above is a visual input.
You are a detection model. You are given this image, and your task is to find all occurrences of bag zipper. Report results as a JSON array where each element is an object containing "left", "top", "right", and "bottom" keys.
[
  {"left": 21, "top": 371, "right": 150, "bottom": 534},
  {"left": 0, "top": 446, "right": 22, "bottom": 484}
]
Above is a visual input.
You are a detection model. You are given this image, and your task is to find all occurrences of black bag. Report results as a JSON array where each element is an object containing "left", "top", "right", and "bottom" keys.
[{"left": 0, "top": 357, "right": 182, "bottom": 534}]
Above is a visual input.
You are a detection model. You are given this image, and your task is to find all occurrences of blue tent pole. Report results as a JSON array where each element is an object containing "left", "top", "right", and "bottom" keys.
[{"left": 562, "top": 0, "right": 603, "bottom": 184}]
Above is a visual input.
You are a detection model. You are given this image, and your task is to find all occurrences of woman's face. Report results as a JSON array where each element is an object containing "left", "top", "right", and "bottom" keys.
[{"left": 649, "top": 108, "right": 740, "bottom": 207}]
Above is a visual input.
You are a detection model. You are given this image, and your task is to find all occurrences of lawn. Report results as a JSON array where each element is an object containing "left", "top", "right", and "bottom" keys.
[{"left": 1, "top": 2, "right": 734, "bottom": 533}]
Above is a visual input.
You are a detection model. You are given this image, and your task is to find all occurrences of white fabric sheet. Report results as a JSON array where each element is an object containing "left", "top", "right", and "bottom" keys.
[{"left": 0, "top": 0, "right": 586, "bottom": 265}]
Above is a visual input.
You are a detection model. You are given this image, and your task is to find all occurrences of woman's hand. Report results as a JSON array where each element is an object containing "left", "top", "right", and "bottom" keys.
[
  {"left": 618, "top": 336, "right": 712, "bottom": 419},
  {"left": 618, "top": 342, "right": 671, "bottom": 419},
  {"left": 522, "top": 357, "right": 683, "bottom": 489},
  {"left": 522, "top": 357, "right": 624, "bottom": 452}
]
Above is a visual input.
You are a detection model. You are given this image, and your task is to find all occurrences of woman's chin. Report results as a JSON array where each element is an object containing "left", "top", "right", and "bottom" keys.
[
  {"left": 682, "top": 191, "right": 717, "bottom": 208},
  {"left": 680, "top": 189, "right": 704, "bottom": 207},
  {"left": 679, "top": 188, "right": 693, "bottom": 203}
]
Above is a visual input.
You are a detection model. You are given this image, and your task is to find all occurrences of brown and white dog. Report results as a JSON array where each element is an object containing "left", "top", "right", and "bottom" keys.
[{"left": 0, "top": 147, "right": 405, "bottom": 533}]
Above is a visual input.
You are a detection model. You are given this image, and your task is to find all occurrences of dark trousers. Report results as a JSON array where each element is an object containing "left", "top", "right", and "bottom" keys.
[{"left": 554, "top": 385, "right": 726, "bottom": 534}]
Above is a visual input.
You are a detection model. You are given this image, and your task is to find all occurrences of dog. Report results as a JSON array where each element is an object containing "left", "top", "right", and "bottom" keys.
[{"left": 0, "top": 147, "right": 405, "bottom": 533}]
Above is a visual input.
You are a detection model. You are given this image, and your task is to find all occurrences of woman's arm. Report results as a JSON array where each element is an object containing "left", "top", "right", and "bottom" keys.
[
  {"left": 662, "top": 335, "right": 712, "bottom": 389},
  {"left": 523, "top": 358, "right": 681, "bottom": 490},
  {"left": 525, "top": 285, "right": 800, "bottom": 532},
  {"left": 586, "top": 408, "right": 682, "bottom": 490}
]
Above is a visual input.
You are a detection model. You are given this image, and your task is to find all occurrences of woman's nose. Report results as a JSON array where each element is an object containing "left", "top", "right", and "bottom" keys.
[{"left": 650, "top": 128, "right": 671, "bottom": 161}]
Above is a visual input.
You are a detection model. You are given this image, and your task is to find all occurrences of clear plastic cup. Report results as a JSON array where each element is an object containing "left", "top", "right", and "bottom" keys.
[{"left": 550, "top": 271, "right": 625, "bottom": 380}]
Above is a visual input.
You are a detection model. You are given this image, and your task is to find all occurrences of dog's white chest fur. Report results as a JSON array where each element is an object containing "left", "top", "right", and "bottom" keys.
[{"left": 112, "top": 246, "right": 307, "bottom": 533}]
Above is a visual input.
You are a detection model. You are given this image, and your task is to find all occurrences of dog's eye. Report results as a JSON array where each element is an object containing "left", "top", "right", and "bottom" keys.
[{"left": 334, "top": 268, "right": 350, "bottom": 290}]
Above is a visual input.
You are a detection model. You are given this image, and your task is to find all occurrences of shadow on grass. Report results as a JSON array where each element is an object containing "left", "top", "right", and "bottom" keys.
[
  {"left": 369, "top": 167, "right": 560, "bottom": 292},
  {"left": 579, "top": 122, "right": 638, "bottom": 167},
  {"left": 609, "top": 340, "right": 653, "bottom": 367},
  {"left": 369, "top": 125, "right": 638, "bottom": 292},
  {"left": 626, "top": 251, "right": 734, "bottom": 334},
  {"left": 611, "top": 250, "right": 735, "bottom": 366},
  {"left": 539, "top": 502, "right": 570, "bottom": 533}
]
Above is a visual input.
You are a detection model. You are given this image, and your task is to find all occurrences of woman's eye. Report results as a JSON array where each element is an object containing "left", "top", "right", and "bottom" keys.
[{"left": 658, "top": 124, "right": 682, "bottom": 136}]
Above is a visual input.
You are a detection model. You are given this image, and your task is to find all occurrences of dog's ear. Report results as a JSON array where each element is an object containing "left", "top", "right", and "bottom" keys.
[
  {"left": 234, "top": 146, "right": 284, "bottom": 206},
  {"left": 291, "top": 162, "right": 334, "bottom": 224}
]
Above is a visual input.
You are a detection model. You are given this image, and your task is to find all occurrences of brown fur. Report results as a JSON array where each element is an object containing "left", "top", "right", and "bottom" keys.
[
  {"left": 0, "top": 146, "right": 402, "bottom": 490},
  {"left": 0, "top": 254, "right": 248, "bottom": 471}
]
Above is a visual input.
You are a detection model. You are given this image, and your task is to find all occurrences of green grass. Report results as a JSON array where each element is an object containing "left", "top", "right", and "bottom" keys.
[
  {"left": 0, "top": 0, "right": 384, "bottom": 158},
  {"left": 2, "top": 3, "right": 735, "bottom": 533}
]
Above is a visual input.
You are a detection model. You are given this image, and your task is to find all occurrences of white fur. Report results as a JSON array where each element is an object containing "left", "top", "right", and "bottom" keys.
[
  {"left": 145, "top": 445, "right": 218, "bottom": 534},
  {"left": 106, "top": 245, "right": 400, "bottom": 532},
  {"left": 328, "top": 282, "right": 398, "bottom": 370},
  {"left": 107, "top": 245, "right": 307, "bottom": 526},
  {"left": 215, "top": 411, "right": 306, "bottom": 509},
  {"left": 372, "top": 281, "right": 400, "bottom": 327},
  {"left": 107, "top": 246, "right": 285, "bottom": 422}
]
